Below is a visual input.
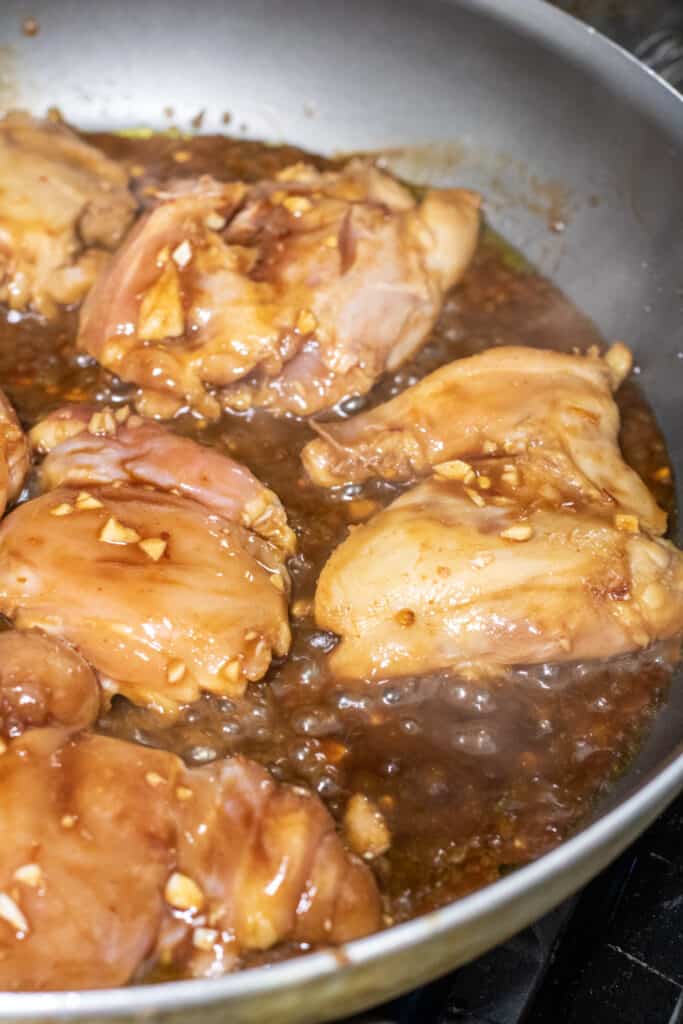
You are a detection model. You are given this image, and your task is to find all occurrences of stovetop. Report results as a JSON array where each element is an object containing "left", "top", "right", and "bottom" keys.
[{"left": 340, "top": 4, "right": 683, "bottom": 1022}]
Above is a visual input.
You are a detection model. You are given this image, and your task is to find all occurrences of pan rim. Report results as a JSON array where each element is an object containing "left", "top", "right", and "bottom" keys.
[
  {"left": 3, "top": 742, "right": 682, "bottom": 1017},
  {"left": 1, "top": 0, "right": 682, "bottom": 1014}
]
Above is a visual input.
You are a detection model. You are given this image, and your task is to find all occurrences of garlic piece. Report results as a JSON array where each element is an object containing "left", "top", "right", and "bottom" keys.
[{"left": 164, "top": 872, "right": 204, "bottom": 912}]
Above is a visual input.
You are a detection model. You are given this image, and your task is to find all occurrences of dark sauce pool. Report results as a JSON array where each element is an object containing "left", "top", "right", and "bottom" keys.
[{"left": 0, "top": 132, "right": 678, "bottom": 961}]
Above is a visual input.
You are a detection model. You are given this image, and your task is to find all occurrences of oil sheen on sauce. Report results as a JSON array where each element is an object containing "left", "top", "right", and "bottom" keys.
[{"left": 0, "top": 132, "right": 677, "bottom": 965}]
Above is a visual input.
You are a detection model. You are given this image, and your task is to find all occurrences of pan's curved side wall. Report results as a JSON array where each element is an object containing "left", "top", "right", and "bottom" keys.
[{"left": 0, "top": 1, "right": 680, "bottom": 1021}]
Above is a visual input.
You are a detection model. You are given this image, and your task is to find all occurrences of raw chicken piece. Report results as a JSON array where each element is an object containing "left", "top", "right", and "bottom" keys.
[
  {"left": 315, "top": 478, "right": 683, "bottom": 681},
  {"left": 0, "top": 637, "right": 379, "bottom": 991},
  {"left": 30, "top": 404, "right": 295, "bottom": 557},
  {"left": 78, "top": 162, "right": 480, "bottom": 417},
  {"left": 302, "top": 343, "right": 666, "bottom": 536},
  {"left": 0, "top": 485, "right": 291, "bottom": 714},
  {"left": 0, "top": 111, "right": 136, "bottom": 318},
  {"left": 0, "top": 631, "right": 99, "bottom": 736},
  {"left": 0, "top": 389, "right": 28, "bottom": 517}
]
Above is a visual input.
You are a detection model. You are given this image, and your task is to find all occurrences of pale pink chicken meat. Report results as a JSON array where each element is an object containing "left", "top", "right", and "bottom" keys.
[
  {"left": 302, "top": 342, "right": 666, "bottom": 536},
  {"left": 315, "top": 477, "right": 683, "bottom": 681},
  {"left": 0, "top": 111, "right": 136, "bottom": 318},
  {"left": 0, "top": 485, "right": 290, "bottom": 714},
  {"left": 77, "top": 161, "right": 480, "bottom": 417},
  {"left": 0, "top": 409, "right": 295, "bottom": 713},
  {"left": 0, "top": 633, "right": 380, "bottom": 990},
  {"left": 30, "top": 403, "right": 295, "bottom": 557},
  {"left": 0, "top": 389, "right": 28, "bottom": 517}
]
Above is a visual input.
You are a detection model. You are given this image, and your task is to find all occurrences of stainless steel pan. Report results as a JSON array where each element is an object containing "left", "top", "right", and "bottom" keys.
[{"left": 0, "top": 1, "right": 682, "bottom": 1021}]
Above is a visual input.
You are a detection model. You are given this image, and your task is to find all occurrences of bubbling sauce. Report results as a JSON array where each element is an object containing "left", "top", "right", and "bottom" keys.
[{"left": 0, "top": 132, "right": 677, "bottom": 960}]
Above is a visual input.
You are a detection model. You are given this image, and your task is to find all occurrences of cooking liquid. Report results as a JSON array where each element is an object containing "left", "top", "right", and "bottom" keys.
[{"left": 0, "top": 131, "right": 677, "bottom": 973}]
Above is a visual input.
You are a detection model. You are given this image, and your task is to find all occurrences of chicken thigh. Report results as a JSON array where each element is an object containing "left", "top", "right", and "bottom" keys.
[
  {"left": 315, "top": 477, "right": 683, "bottom": 681},
  {"left": 0, "top": 409, "right": 295, "bottom": 713},
  {"left": 30, "top": 404, "right": 295, "bottom": 557},
  {"left": 0, "top": 111, "right": 136, "bottom": 318},
  {"left": 77, "top": 162, "right": 480, "bottom": 417},
  {"left": 0, "top": 485, "right": 290, "bottom": 714},
  {"left": 0, "top": 389, "right": 28, "bottom": 517},
  {"left": 302, "top": 343, "right": 666, "bottom": 535},
  {"left": 0, "top": 633, "right": 380, "bottom": 990}
]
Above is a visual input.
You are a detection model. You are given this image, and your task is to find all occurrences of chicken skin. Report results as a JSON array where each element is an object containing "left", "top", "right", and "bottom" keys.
[
  {"left": 0, "top": 486, "right": 291, "bottom": 713},
  {"left": 77, "top": 162, "right": 480, "bottom": 418},
  {"left": 0, "top": 409, "right": 295, "bottom": 713},
  {"left": 315, "top": 478, "right": 683, "bottom": 681},
  {"left": 302, "top": 343, "right": 666, "bottom": 536},
  {"left": 0, "top": 389, "right": 28, "bottom": 517},
  {"left": 0, "top": 112, "right": 136, "bottom": 318},
  {"left": 0, "top": 632, "right": 380, "bottom": 990},
  {"left": 30, "top": 404, "right": 295, "bottom": 557}
]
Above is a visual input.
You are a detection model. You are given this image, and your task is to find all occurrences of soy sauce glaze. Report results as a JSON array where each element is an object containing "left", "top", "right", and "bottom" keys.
[{"left": 0, "top": 132, "right": 676, "bottom": 945}]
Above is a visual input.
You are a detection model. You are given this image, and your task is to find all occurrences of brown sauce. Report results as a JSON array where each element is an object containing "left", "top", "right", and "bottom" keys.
[{"left": 0, "top": 132, "right": 677, "bottom": 961}]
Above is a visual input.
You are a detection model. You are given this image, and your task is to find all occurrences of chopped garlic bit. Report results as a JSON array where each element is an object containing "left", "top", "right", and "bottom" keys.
[
  {"left": 343, "top": 793, "right": 391, "bottom": 860},
  {"left": 50, "top": 502, "right": 74, "bottom": 517},
  {"left": 477, "top": 475, "right": 492, "bottom": 490},
  {"left": 172, "top": 239, "right": 193, "bottom": 268},
  {"left": 13, "top": 864, "right": 43, "bottom": 888},
  {"left": 114, "top": 404, "right": 131, "bottom": 424},
  {"left": 0, "top": 892, "right": 28, "bottom": 934},
  {"left": 139, "top": 537, "right": 167, "bottom": 561},
  {"left": 464, "top": 486, "right": 485, "bottom": 508},
  {"left": 75, "top": 491, "right": 104, "bottom": 511},
  {"left": 605, "top": 340, "right": 633, "bottom": 387},
  {"left": 323, "top": 234, "right": 338, "bottom": 248},
  {"left": 60, "top": 814, "right": 76, "bottom": 829},
  {"left": 164, "top": 872, "right": 204, "bottom": 912},
  {"left": 88, "top": 409, "right": 116, "bottom": 436},
  {"left": 167, "top": 659, "right": 186, "bottom": 684},
  {"left": 221, "top": 660, "right": 241, "bottom": 685},
  {"left": 501, "top": 467, "right": 520, "bottom": 487},
  {"left": 282, "top": 195, "right": 312, "bottom": 216},
  {"left": 193, "top": 927, "right": 219, "bottom": 952},
  {"left": 204, "top": 211, "right": 226, "bottom": 231},
  {"left": 146, "top": 771, "right": 165, "bottom": 788},
  {"left": 434, "top": 459, "right": 471, "bottom": 482},
  {"left": 99, "top": 517, "right": 141, "bottom": 545},
  {"left": 615, "top": 513, "right": 640, "bottom": 534},
  {"left": 500, "top": 523, "right": 533, "bottom": 542},
  {"left": 176, "top": 786, "right": 193, "bottom": 802},
  {"left": 296, "top": 308, "right": 317, "bottom": 334},
  {"left": 172, "top": 149, "right": 192, "bottom": 164}
]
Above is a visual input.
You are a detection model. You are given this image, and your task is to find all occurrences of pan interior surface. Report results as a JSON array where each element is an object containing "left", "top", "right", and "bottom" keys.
[{"left": 0, "top": 0, "right": 681, "bottom": 1020}]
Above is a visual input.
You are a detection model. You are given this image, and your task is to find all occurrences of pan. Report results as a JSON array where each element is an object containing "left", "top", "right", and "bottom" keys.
[{"left": 0, "top": 0, "right": 681, "bottom": 1021}]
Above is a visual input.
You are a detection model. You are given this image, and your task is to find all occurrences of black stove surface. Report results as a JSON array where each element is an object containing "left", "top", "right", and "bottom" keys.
[{"left": 339, "top": 4, "right": 683, "bottom": 1022}]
